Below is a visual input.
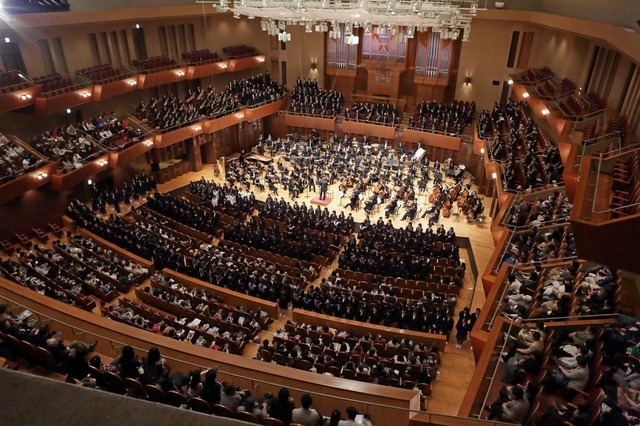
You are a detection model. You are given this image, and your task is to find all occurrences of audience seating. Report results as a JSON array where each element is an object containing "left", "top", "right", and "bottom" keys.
[
  {"left": 610, "top": 150, "right": 640, "bottom": 218},
  {"left": 486, "top": 99, "right": 562, "bottom": 191},
  {"left": 32, "top": 73, "right": 81, "bottom": 97},
  {"left": 516, "top": 67, "right": 555, "bottom": 85},
  {"left": 28, "top": 125, "right": 105, "bottom": 172},
  {"left": 408, "top": 99, "right": 474, "bottom": 135},
  {"left": 0, "top": 133, "right": 46, "bottom": 184},
  {"left": 289, "top": 78, "right": 344, "bottom": 118},
  {"left": 504, "top": 189, "right": 573, "bottom": 228},
  {"left": 130, "top": 56, "right": 178, "bottom": 72},
  {"left": 181, "top": 49, "right": 221, "bottom": 65},
  {"left": 222, "top": 44, "right": 259, "bottom": 59},
  {"left": 77, "top": 64, "right": 126, "bottom": 84},
  {"left": 0, "top": 70, "right": 30, "bottom": 93},
  {"left": 345, "top": 101, "right": 402, "bottom": 126},
  {"left": 0, "top": 259, "right": 96, "bottom": 311},
  {"left": 77, "top": 112, "right": 144, "bottom": 151}
]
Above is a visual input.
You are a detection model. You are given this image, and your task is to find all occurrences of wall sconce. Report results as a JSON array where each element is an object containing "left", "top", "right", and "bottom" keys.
[
  {"left": 80, "top": 91, "right": 92, "bottom": 98},
  {"left": 464, "top": 76, "right": 472, "bottom": 85},
  {"left": 480, "top": 147, "right": 485, "bottom": 154},
  {"left": 19, "top": 93, "right": 32, "bottom": 100},
  {"left": 507, "top": 79, "right": 513, "bottom": 85},
  {"left": 87, "top": 179, "right": 93, "bottom": 185},
  {"left": 219, "top": 63, "right": 228, "bottom": 69},
  {"left": 143, "top": 140, "right": 153, "bottom": 147},
  {"left": 127, "top": 80, "right": 137, "bottom": 86},
  {"left": 66, "top": 108, "right": 72, "bottom": 114},
  {"left": 491, "top": 172, "right": 498, "bottom": 179},
  {"left": 522, "top": 92, "right": 529, "bottom": 98},
  {"left": 310, "top": 62, "right": 318, "bottom": 71},
  {"left": 256, "top": 56, "right": 265, "bottom": 63},
  {"left": 541, "top": 108, "right": 550, "bottom": 116},
  {"left": 175, "top": 71, "right": 185, "bottom": 77},
  {"left": 36, "top": 172, "right": 48, "bottom": 180},
  {"left": 193, "top": 126, "right": 202, "bottom": 132},
  {"left": 97, "top": 159, "right": 108, "bottom": 166},
  {"left": 4, "top": 37, "right": 10, "bottom": 43},
  {"left": 235, "top": 113, "right": 245, "bottom": 120}
]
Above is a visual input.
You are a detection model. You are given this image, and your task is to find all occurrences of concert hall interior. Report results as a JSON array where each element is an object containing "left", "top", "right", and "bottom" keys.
[{"left": 0, "top": 1, "right": 639, "bottom": 425}]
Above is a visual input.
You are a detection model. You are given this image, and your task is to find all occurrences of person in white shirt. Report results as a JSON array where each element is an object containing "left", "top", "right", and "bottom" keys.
[
  {"left": 338, "top": 406, "right": 373, "bottom": 426},
  {"left": 292, "top": 393, "right": 321, "bottom": 426}
]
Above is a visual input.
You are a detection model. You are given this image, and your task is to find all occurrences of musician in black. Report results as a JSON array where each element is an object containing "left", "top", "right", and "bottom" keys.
[{"left": 402, "top": 200, "right": 418, "bottom": 221}]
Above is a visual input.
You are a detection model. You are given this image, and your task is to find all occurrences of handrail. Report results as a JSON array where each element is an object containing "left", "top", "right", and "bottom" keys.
[
  {"left": 492, "top": 230, "right": 516, "bottom": 274},
  {"left": 509, "top": 255, "right": 577, "bottom": 269},
  {"left": 597, "top": 141, "right": 640, "bottom": 160},
  {"left": 593, "top": 201, "right": 640, "bottom": 215},
  {"left": 285, "top": 111, "right": 340, "bottom": 119},
  {"left": 477, "top": 320, "right": 515, "bottom": 419},
  {"left": 486, "top": 280, "right": 513, "bottom": 331},
  {"left": 403, "top": 125, "right": 463, "bottom": 138},
  {"left": 504, "top": 217, "right": 571, "bottom": 232},
  {"left": 582, "top": 131, "right": 621, "bottom": 146}
]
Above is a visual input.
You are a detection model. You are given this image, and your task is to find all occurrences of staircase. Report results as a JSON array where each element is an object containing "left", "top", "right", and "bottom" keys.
[{"left": 461, "top": 121, "right": 475, "bottom": 145}]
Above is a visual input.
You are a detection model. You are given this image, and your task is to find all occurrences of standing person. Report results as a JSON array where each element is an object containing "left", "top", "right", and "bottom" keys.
[
  {"left": 278, "top": 285, "right": 292, "bottom": 318},
  {"left": 320, "top": 175, "right": 329, "bottom": 200},
  {"left": 200, "top": 367, "right": 221, "bottom": 406},
  {"left": 468, "top": 307, "right": 481, "bottom": 348},
  {"left": 455, "top": 317, "right": 471, "bottom": 349},
  {"left": 308, "top": 175, "right": 316, "bottom": 194}
]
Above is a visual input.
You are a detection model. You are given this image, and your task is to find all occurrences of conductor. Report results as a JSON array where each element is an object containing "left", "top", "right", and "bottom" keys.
[{"left": 319, "top": 176, "right": 329, "bottom": 200}]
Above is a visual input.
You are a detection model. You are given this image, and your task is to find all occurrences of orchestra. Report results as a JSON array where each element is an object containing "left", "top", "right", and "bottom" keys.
[{"left": 221, "top": 133, "right": 484, "bottom": 226}]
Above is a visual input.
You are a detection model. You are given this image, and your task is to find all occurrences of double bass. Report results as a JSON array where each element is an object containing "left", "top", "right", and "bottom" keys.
[
  {"left": 457, "top": 184, "right": 470, "bottom": 209},
  {"left": 442, "top": 194, "right": 452, "bottom": 218}
]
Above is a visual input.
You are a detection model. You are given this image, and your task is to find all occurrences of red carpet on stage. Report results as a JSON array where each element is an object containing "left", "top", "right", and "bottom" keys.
[{"left": 310, "top": 196, "right": 332, "bottom": 206}]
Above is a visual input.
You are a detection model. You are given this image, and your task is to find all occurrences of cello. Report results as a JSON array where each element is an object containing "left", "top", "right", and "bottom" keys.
[{"left": 428, "top": 185, "right": 442, "bottom": 204}]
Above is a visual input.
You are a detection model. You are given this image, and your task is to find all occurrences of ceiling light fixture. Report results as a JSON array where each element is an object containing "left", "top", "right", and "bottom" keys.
[{"left": 197, "top": 0, "right": 479, "bottom": 42}]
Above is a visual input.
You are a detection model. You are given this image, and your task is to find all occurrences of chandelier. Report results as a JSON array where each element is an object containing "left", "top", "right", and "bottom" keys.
[{"left": 197, "top": 0, "right": 480, "bottom": 42}]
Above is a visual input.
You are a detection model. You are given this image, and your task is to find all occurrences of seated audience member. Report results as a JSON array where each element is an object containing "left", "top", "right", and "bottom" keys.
[
  {"left": 238, "top": 396, "right": 268, "bottom": 420},
  {"left": 140, "top": 347, "right": 170, "bottom": 385},
  {"left": 292, "top": 393, "right": 322, "bottom": 426},
  {"left": 182, "top": 370, "right": 203, "bottom": 398},
  {"left": 324, "top": 410, "right": 342, "bottom": 426},
  {"left": 338, "top": 406, "right": 373, "bottom": 426},
  {"left": 111, "top": 345, "right": 142, "bottom": 379},
  {"left": 548, "top": 355, "right": 589, "bottom": 398},
  {"left": 269, "top": 387, "right": 295, "bottom": 425},
  {"left": 486, "top": 385, "right": 530, "bottom": 424},
  {"left": 220, "top": 381, "right": 244, "bottom": 411}
]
